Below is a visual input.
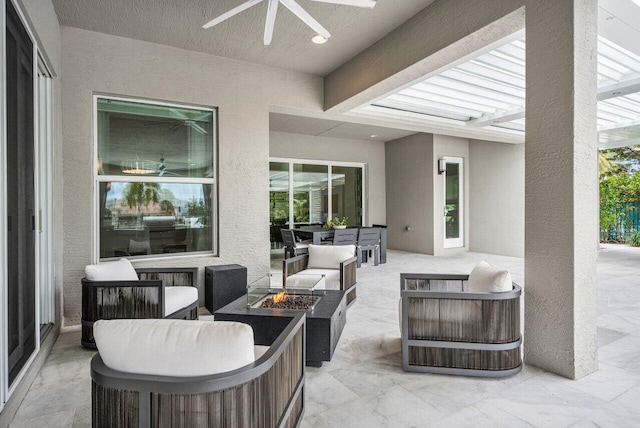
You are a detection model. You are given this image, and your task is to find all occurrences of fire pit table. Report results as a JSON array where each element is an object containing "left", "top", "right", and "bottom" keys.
[{"left": 214, "top": 274, "right": 347, "bottom": 367}]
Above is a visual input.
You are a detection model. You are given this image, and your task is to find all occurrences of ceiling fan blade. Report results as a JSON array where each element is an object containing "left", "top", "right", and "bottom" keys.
[
  {"left": 202, "top": 0, "right": 264, "bottom": 29},
  {"left": 279, "top": 0, "right": 331, "bottom": 39},
  {"left": 263, "top": 0, "right": 279, "bottom": 45},
  {"left": 190, "top": 123, "right": 209, "bottom": 135},
  {"left": 168, "top": 108, "right": 189, "bottom": 121},
  {"left": 310, "top": 0, "right": 376, "bottom": 7}
]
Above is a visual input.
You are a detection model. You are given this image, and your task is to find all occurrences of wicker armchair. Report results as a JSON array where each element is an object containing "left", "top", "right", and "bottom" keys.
[
  {"left": 81, "top": 267, "right": 199, "bottom": 348},
  {"left": 400, "top": 273, "right": 522, "bottom": 377},
  {"left": 91, "top": 313, "right": 306, "bottom": 428}
]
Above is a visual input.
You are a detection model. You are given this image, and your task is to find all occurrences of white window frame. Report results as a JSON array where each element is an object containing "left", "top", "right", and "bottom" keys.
[
  {"left": 443, "top": 156, "right": 464, "bottom": 249},
  {"left": 269, "top": 157, "right": 367, "bottom": 227},
  {"left": 92, "top": 95, "right": 218, "bottom": 262}
]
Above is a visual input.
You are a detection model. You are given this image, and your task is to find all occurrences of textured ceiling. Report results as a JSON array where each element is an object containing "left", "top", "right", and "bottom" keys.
[{"left": 52, "top": 0, "right": 435, "bottom": 76}]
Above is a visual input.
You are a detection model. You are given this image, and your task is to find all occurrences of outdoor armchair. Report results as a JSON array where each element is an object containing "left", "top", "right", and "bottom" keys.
[
  {"left": 81, "top": 258, "right": 199, "bottom": 348},
  {"left": 283, "top": 244, "right": 357, "bottom": 307}
]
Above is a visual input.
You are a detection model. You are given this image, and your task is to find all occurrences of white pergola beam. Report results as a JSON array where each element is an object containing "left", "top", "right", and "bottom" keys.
[
  {"left": 597, "top": 77, "right": 640, "bottom": 101},
  {"left": 598, "top": 137, "right": 640, "bottom": 149},
  {"left": 467, "top": 77, "right": 640, "bottom": 127},
  {"left": 466, "top": 107, "right": 525, "bottom": 127}
]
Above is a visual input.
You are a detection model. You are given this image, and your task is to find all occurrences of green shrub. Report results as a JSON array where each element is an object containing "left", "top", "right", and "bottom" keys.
[{"left": 627, "top": 232, "right": 640, "bottom": 247}]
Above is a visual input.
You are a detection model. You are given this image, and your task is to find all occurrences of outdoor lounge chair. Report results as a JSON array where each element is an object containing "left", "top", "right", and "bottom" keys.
[
  {"left": 400, "top": 265, "right": 522, "bottom": 377},
  {"left": 81, "top": 258, "right": 199, "bottom": 348},
  {"left": 283, "top": 244, "right": 357, "bottom": 307},
  {"left": 90, "top": 313, "right": 306, "bottom": 428}
]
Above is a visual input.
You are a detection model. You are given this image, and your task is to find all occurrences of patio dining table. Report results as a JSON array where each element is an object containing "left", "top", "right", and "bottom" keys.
[{"left": 292, "top": 226, "right": 387, "bottom": 264}]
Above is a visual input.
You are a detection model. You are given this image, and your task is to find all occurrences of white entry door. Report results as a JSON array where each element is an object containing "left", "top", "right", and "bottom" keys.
[{"left": 443, "top": 157, "right": 464, "bottom": 248}]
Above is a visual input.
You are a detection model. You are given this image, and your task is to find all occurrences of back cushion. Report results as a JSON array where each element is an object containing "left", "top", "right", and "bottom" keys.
[
  {"left": 307, "top": 244, "right": 355, "bottom": 269},
  {"left": 94, "top": 319, "right": 255, "bottom": 377},
  {"left": 85, "top": 258, "right": 138, "bottom": 281},
  {"left": 468, "top": 261, "right": 513, "bottom": 293}
]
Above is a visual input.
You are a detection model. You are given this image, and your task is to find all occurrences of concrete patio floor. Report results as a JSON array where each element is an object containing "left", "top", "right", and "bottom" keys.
[{"left": 8, "top": 244, "right": 640, "bottom": 427}]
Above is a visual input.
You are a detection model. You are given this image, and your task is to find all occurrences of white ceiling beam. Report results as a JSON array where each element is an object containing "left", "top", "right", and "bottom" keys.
[
  {"left": 597, "top": 77, "right": 640, "bottom": 101},
  {"left": 597, "top": 119, "right": 640, "bottom": 132},
  {"left": 468, "top": 77, "right": 640, "bottom": 127},
  {"left": 598, "top": 137, "right": 640, "bottom": 149},
  {"left": 466, "top": 107, "right": 525, "bottom": 127}
]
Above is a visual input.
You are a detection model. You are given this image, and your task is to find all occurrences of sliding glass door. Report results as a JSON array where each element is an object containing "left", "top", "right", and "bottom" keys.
[
  {"left": 6, "top": 0, "right": 36, "bottom": 385},
  {"left": 269, "top": 159, "right": 365, "bottom": 242}
]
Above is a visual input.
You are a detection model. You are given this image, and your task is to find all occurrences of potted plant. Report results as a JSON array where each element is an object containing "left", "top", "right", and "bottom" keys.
[{"left": 330, "top": 216, "right": 348, "bottom": 229}]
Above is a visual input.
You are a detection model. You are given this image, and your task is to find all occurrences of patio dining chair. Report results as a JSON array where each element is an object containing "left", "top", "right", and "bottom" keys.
[
  {"left": 281, "top": 229, "right": 309, "bottom": 259},
  {"left": 356, "top": 228, "right": 381, "bottom": 268},
  {"left": 332, "top": 228, "right": 359, "bottom": 246}
]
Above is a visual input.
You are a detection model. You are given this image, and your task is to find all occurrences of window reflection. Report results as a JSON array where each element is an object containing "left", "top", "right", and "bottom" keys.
[{"left": 99, "top": 182, "right": 212, "bottom": 258}]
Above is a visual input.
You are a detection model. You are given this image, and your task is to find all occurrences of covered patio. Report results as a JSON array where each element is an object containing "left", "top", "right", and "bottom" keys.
[{"left": 9, "top": 245, "right": 640, "bottom": 427}]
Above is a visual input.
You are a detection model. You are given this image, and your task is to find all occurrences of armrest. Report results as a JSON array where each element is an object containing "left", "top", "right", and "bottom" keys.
[
  {"left": 136, "top": 267, "right": 198, "bottom": 288},
  {"left": 82, "top": 278, "right": 164, "bottom": 319},
  {"left": 339, "top": 256, "right": 357, "bottom": 290},
  {"left": 283, "top": 254, "right": 309, "bottom": 284}
]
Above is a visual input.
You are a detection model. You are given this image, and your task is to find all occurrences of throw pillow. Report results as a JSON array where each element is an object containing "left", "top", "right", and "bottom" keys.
[
  {"left": 85, "top": 258, "right": 139, "bottom": 281},
  {"left": 467, "top": 260, "right": 512, "bottom": 293}
]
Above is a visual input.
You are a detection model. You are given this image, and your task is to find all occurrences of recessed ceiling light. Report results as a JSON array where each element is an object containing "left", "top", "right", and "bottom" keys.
[
  {"left": 370, "top": 134, "right": 378, "bottom": 138},
  {"left": 312, "top": 35, "right": 328, "bottom": 44}
]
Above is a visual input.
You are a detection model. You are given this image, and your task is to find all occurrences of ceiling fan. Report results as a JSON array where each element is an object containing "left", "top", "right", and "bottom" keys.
[
  {"left": 143, "top": 109, "right": 209, "bottom": 135},
  {"left": 202, "top": 0, "right": 377, "bottom": 45}
]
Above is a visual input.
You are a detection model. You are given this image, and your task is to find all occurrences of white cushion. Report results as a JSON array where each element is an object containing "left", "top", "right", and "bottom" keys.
[
  {"left": 254, "top": 345, "right": 270, "bottom": 360},
  {"left": 85, "top": 258, "right": 138, "bottom": 281},
  {"left": 94, "top": 319, "right": 255, "bottom": 377},
  {"left": 165, "top": 286, "right": 199, "bottom": 315},
  {"left": 307, "top": 244, "right": 355, "bottom": 269},
  {"left": 468, "top": 261, "right": 513, "bottom": 293},
  {"left": 289, "top": 269, "right": 341, "bottom": 290}
]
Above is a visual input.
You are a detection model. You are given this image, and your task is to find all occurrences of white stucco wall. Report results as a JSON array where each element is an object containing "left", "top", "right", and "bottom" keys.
[
  {"left": 384, "top": 133, "right": 434, "bottom": 254},
  {"left": 61, "top": 27, "right": 323, "bottom": 325},
  {"left": 469, "top": 139, "right": 524, "bottom": 257},
  {"left": 269, "top": 131, "right": 386, "bottom": 226}
]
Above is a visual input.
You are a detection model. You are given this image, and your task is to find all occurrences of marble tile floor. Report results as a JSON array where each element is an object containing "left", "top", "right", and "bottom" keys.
[{"left": 9, "top": 244, "right": 640, "bottom": 427}]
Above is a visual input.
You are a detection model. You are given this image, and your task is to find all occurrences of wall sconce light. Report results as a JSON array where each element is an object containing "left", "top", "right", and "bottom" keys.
[{"left": 438, "top": 159, "right": 447, "bottom": 175}]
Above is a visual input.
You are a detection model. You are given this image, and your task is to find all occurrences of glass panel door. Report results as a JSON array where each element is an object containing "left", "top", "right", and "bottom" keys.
[
  {"left": 443, "top": 157, "right": 464, "bottom": 248},
  {"left": 293, "top": 164, "right": 328, "bottom": 226},
  {"left": 6, "top": 0, "right": 36, "bottom": 385},
  {"left": 331, "top": 166, "right": 363, "bottom": 226},
  {"left": 269, "top": 162, "right": 289, "bottom": 247}
]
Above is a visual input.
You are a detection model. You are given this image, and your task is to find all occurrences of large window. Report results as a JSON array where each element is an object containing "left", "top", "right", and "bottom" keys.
[
  {"left": 95, "top": 97, "right": 216, "bottom": 259},
  {"left": 269, "top": 159, "right": 365, "bottom": 232}
]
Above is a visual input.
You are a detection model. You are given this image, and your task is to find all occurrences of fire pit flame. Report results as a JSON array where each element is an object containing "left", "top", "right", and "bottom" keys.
[{"left": 272, "top": 291, "right": 287, "bottom": 303}]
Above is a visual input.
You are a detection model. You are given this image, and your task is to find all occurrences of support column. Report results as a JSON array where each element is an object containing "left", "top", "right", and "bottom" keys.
[{"left": 524, "top": 0, "right": 598, "bottom": 379}]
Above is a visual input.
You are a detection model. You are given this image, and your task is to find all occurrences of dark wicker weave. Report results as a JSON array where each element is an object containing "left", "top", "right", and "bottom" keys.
[
  {"left": 401, "top": 273, "right": 522, "bottom": 377},
  {"left": 82, "top": 268, "right": 199, "bottom": 348},
  {"left": 91, "top": 313, "right": 306, "bottom": 428},
  {"left": 283, "top": 254, "right": 357, "bottom": 308}
]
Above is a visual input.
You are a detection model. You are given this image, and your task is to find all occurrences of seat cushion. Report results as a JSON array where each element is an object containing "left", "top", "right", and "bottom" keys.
[
  {"left": 307, "top": 244, "right": 355, "bottom": 269},
  {"left": 93, "top": 319, "right": 255, "bottom": 377},
  {"left": 468, "top": 261, "right": 513, "bottom": 293},
  {"left": 85, "top": 258, "right": 138, "bottom": 281},
  {"left": 165, "top": 286, "right": 199, "bottom": 316},
  {"left": 254, "top": 345, "right": 270, "bottom": 360},
  {"left": 289, "top": 269, "right": 341, "bottom": 290}
]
